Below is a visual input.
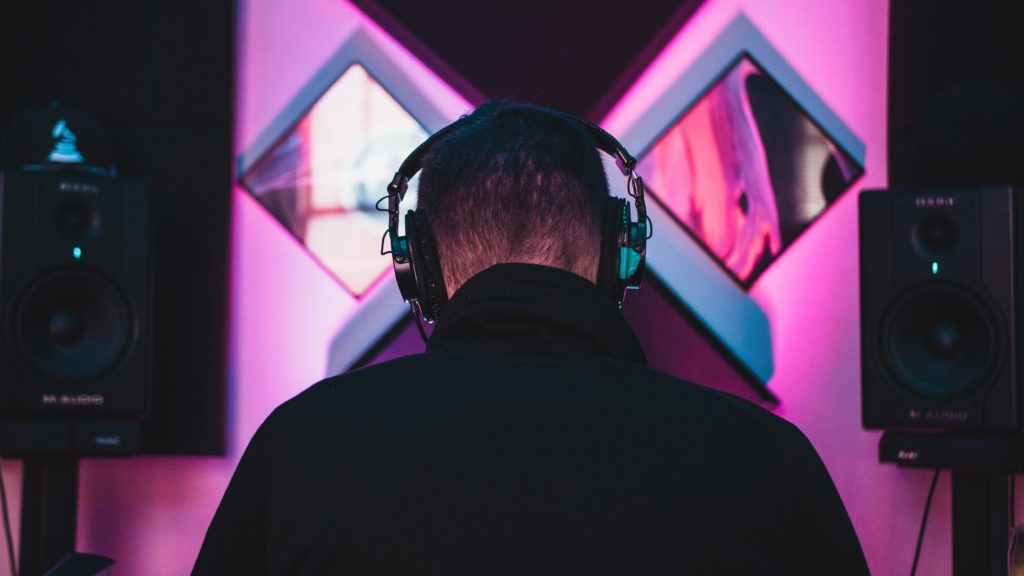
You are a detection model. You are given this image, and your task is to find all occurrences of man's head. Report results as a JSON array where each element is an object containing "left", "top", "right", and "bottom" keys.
[{"left": 416, "top": 101, "right": 611, "bottom": 296}]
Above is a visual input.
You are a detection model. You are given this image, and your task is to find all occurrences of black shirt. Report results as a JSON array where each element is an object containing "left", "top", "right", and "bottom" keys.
[{"left": 194, "top": 264, "right": 869, "bottom": 575}]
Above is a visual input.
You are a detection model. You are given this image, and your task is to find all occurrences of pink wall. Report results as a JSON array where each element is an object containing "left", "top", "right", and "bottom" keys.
[{"left": 0, "top": 1, "right": 1007, "bottom": 575}]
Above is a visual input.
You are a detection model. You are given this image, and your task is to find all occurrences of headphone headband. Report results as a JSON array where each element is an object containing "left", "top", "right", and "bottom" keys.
[{"left": 388, "top": 109, "right": 638, "bottom": 198}]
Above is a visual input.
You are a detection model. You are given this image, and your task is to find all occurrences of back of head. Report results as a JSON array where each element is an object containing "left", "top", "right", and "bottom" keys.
[{"left": 417, "top": 101, "right": 610, "bottom": 295}]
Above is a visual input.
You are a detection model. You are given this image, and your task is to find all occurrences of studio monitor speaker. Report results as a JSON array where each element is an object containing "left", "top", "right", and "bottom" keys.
[
  {"left": 0, "top": 169, "right": 151, "bottom": 423},
  {"left": 860, "top": 186, "right": 1019, "bottom": 431}
]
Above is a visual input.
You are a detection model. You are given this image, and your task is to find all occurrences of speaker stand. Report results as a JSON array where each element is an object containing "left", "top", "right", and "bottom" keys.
[
  {"left": 880, "top": 431, "right": 1024, "bottom": 576},
  {"left": 951, "top": 470, "right": 1011, "bottom": 576},
  {"left": 19, "top": 456, "right": 78, "bottom": 576}
]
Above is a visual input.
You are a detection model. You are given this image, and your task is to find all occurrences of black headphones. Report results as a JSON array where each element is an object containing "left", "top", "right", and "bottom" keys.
[{"left": 384, "top": 108, "right": 650, "bottom": 324}]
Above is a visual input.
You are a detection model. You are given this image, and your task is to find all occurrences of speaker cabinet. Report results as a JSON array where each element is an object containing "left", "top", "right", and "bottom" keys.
[
  {"left": 860, "top": 186, "right": 1018, "bottom": 431},
  {"left": 0, "top": 169, "right": 151, "bottom": 421}
]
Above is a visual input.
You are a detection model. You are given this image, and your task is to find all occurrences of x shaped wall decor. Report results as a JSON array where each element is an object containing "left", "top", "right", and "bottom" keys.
[{"left": 238, "top": 12, "right": 865, "bottom": 392}]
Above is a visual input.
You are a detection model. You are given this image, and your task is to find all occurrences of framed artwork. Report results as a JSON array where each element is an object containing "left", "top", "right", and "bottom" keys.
[
  {"left": 637, "top": 54, "right": 863, "bottom": 287},
  {"left": 604, "top": 13, "right": 866, "bottom": 386}
]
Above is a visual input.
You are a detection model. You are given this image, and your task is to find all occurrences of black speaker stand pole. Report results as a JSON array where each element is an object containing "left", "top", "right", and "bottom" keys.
[
  {"left": 951, "top": 471, "right": 1012, "bottom": 576},
  {"left": 19, "top": 456, "right": 79, "bottom": 576}
]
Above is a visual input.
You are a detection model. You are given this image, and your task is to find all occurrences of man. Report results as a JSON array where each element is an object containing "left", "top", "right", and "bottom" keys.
[{"left": 194, "top": 101, "right": 869, "bottom": 574}]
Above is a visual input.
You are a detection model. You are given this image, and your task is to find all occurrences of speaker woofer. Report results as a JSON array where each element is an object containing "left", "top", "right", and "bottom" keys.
[
  {"left": 12, "top": 269, "right": 135, "bottom": 381},
  {"left": 880, "top": 283, "right": 999, "bottom": 399}
]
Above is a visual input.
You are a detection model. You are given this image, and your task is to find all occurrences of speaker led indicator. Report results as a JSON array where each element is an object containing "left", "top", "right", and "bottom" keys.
[
  {"left": 931, "top": 261, "right": 939, "bottom": 275},
  {"left": 73, "top": 247, "right": 82, "bottom": 260}
]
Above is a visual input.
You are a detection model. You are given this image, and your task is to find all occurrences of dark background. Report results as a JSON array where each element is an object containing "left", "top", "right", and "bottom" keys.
[
  {"left": 350, "top": 0, "right": 705, "bottom": 119},
  {"left": 888, "top": 1, "right": 1024, "bottom": 187},
  {"left": 0, "top": 0, "right": 235, "bottom": 454}
]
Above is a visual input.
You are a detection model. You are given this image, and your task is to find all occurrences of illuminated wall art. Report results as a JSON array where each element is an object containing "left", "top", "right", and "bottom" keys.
[
  {"left": 237, "top": 29, "right": 471, "bottom": 374},
  {"left": 636, "top": 55, "right": 863, "bottom": 287},
  {"left": 603, "top": 13, "right": 867, "bottom": 386},
  {"left": 240, "top": 63, "right": 427, "bottom": 297}
]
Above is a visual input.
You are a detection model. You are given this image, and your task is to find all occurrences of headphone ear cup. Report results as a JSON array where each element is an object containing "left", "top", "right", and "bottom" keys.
[
  {"left": 621, "top": 218, "right": 646, "bottom": 289},
  {"left": 597, "top": 197, "right": 628, "bottom": 303},
  {"left": 405, "top": 210, "right": 448, "bottom": 322}
]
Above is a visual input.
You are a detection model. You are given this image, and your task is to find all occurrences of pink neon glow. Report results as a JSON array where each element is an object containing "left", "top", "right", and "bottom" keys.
[
  {"left": 16, "top": 0, "right": 956, "bottom": 575},
  {"left": 635, "top": 55, "right": 861, "bottom": 285},
  {"left": 642, "top": 59, "right": 781, "bottom": 281}
]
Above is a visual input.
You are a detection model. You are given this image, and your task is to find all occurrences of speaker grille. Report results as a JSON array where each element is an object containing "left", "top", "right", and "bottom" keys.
[
  {"left": 11, "top": 268, "right": 135, "bottom": 381},
  {"left": 880, "top": 283, "right": 999, "bottom": 399}
]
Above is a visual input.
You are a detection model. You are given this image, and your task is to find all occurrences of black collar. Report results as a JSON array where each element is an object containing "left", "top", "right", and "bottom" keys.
[{"left": 426, "top": 263, "right": 647, "bottom": 365}]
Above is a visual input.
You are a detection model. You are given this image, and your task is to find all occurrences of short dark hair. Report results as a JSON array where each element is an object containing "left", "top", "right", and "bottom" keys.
[{"left": 417, "top": 101, "right": 610, "bottom": 294}]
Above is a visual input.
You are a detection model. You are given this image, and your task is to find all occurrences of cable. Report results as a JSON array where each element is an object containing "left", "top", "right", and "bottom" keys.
[
  {"left": 0, "top": 462, "right": 18, "bottom": 576},
  {"left": 910, "top": 469, "right": 941, "bottom": 576}
]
